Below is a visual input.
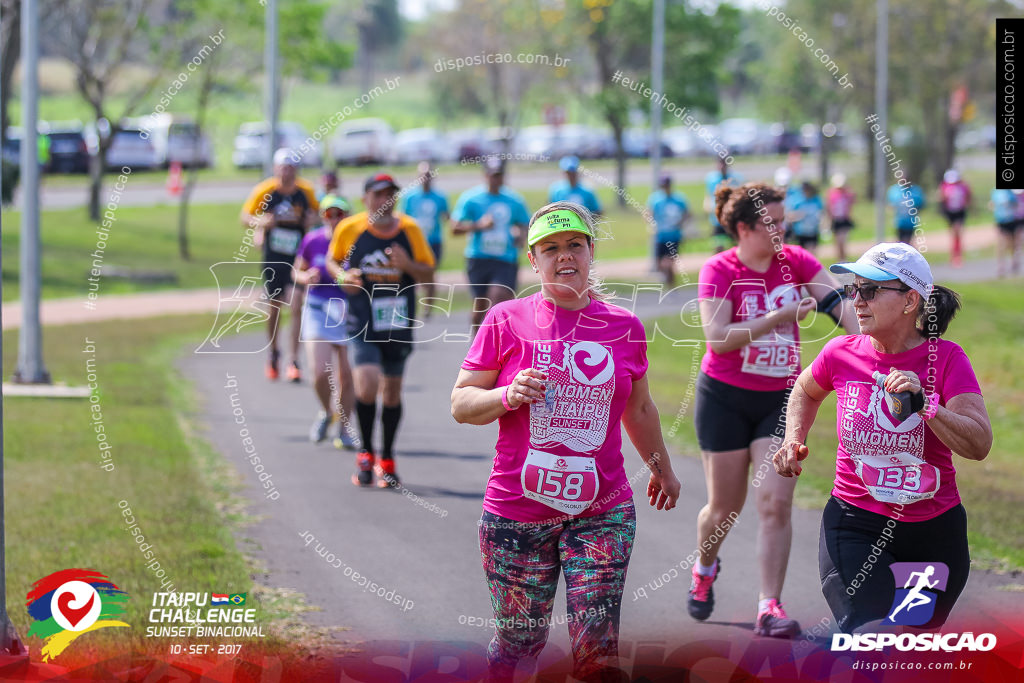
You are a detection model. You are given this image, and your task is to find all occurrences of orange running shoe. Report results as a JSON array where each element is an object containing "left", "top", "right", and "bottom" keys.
[
  {"left": 351, "top": 451, "right": 375, "bottom": 487},
  {"left": 265, "top": 350, "right": 280, "bottom": 381},
  {"left": 286, "top": 362, "right": 302, "bottom": 383},
  {"left": 374, "top": 459, "right": 400, "bottom": 489}
]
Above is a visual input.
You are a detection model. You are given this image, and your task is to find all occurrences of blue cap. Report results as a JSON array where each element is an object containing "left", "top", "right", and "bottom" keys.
[
  {"left": 829, "top": 242, "right": 933, "bottom": 298},
  {"left": 559, "top": 155, "right": 580, "bottom": 172}
]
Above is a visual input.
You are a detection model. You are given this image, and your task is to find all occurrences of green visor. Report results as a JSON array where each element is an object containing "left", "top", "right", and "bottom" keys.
[
  {"left": 320, "top": 194, "right": 351, "bottom": 215},
  {"left": 526, "top": 209, "right": 594, "bottom": 247}
]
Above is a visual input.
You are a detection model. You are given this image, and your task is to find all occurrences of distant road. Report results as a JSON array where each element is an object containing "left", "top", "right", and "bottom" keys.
[{"left": 13, "top": 153, "right": 996, "bottom": 210}]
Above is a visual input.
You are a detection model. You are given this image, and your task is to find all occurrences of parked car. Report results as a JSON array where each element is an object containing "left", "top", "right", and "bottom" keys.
[
  {"left": 107, "top": 127, "right": 158, "bottom": 170},
  {"left": 388, "top": 127, "right": 447, "bottom": 165},
  {"left": 233, "top": 121, "right": 322, "bottom": 169},
  {"left": 622, "top": 128, "right": 672, "bottom": 158},
  {"left": 85, "top": 121, "right": 158, "bottom": 170},
  {"left": 4, "top": 125, "right": 90, "bottom": 173},
  {"left": 663, "top": 126, "right": 698, "bottom": 158},
  {"left": 553, "top": 124, "right": 609, "bottom": 159},
  {"left": 766, "top": 122, "right": 802, "bottom": 155},
  {"left": 133, "top": 113, "right": 213, "bottom": 168},
  {"left": 689, "top": 123, "right": 721, "bottom": 156},
  {"left": 719, "top": 118, "right": 772, "bottom": 156},
  {"left": 516, "top": 125, "right": 557, "bottom": 160},
  {"left": 799, "top": 123, "right": 821, "bottom": 152},
  {"left": 480, "top": 126, "right": 516, "bottom": 157},
  {"left": 2, "top": 128, "right": 21, "bottom": 166},
  {"left": 42, "top": 122, "right": 90, "bottom": 173},
  {"left": 330, "top": 118, "right": 393, "bottom": 166},
  {"left": 446, "top": 128, "right": 484, "bottom": 162}
]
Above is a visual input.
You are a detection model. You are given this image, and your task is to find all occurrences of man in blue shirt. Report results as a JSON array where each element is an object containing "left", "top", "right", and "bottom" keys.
[
  {"left": 402, "top": 161, "right": 449, "bottom": 318},
  {"left": 647, "top": 174, "right": 689, "bottom": 286},
  {"left": 548, "top": 155, "right": 602, "bottom": 217},
  {"left": 452, "top": 156, "right": 531, "bottom": 334},
  {"left": 886, "top": 178, "right": 926, "bottom": 244},
  {"left": 991, "top": 188, "right": 1021, "bottom": 276},
  {"left": 704, "top": 157, "right": 743, "bottom": 253}
]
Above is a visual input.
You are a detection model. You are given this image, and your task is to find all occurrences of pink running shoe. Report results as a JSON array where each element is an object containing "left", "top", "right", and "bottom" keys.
[
  {"left": 754, "top": 599, "right": 801, "bottom": 638},
  {"left": 687, "top": 559, "right": 720, "bottom": 621}
]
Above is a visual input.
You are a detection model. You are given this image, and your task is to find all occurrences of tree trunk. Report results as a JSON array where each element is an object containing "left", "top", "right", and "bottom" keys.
[
  {"left": 819, "top": 122, "right": 830, "bottom": 188},
  {"left": 863, "top": 120, "right": 875, "bottom": 201},
  {"left": 178, "top": 52, "right": 219, "bottom": 261},
  {"left": 942, "top": 119, "right": 958, "bottom": 182},
  {"left": 0, "top": 0, "right": 22, "bottom": 142},
  {"left": 177, "top": 172, "right": 195, "bottom": 260},
  {"left": 357, "top": 22, "right": 373, "bottom": 94},
  {"left": 611, "top": 122, "right": 626, "bottom": 209},
  {"left": 88, "top": 147, "right": 105, "bottom": 222}
]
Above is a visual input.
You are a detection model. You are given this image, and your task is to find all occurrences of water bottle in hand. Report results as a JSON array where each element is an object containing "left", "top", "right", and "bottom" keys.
[{"left": 872, "top": 371, "right": 922, "bottom": 423}]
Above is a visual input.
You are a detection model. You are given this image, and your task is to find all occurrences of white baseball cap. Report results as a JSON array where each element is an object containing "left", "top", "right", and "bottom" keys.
[
  {"left": 829, "top": 242, "right": 933, "bottom": 299},
  {"left": 273, "top": 147, "right": 299, "bottom": 167}
]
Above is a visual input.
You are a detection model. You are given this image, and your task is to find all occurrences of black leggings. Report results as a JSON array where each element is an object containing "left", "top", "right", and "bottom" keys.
[{"left": 819, "top": 496, "right": 970, "bottom": 633}]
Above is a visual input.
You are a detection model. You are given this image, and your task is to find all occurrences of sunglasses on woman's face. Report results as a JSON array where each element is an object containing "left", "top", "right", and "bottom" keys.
[{"left": 843, "top": 283, "right": 910, "bottom": 301}]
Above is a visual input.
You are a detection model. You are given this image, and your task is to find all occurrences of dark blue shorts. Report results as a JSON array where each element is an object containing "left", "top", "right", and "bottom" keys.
[{"left": 466, "top": 257, "right": 518, "bottom": 299}]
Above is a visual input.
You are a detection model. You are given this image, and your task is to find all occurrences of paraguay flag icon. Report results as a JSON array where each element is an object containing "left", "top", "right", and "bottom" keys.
[{"left": 25, "top": 568, "right": 130, "bottom": 661}]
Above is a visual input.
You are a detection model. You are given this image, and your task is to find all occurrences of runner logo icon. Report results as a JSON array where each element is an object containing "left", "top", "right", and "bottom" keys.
[{"left": 884, "top": 561, "right": 949, "bottom": 626}]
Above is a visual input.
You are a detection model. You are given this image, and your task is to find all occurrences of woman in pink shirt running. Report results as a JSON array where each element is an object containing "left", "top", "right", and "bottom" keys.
[
  {"left": 451, "top": 201, "right": 681, "bottom": 681},
  {"left": 690, "top": 182, "right": 857, "bottom": 638},
  {"left": 775, "top": 242, "right": 992, "bottom": 632}
]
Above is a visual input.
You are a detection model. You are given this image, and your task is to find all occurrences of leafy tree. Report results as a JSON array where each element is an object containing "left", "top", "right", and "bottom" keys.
[
  {"left": 169, "top": 0, "right": 352, "bottom": 259},
  {"left": 573, "top": 0, "right": 740, "bottom": 205},
  {"left": 427, "top": 0, "right": 577, "bottom": 149},
  {"left": 742, "top": 0, "right": 1010, "bottom": 192},
  {"left": 354, "top": 0, "right": 402, "bottom": 93},
  {"left": 46, "top": 0, "right": 170, "bottom": 220}
]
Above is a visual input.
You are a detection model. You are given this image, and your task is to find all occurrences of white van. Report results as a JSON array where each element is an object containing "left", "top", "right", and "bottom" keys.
[{"left": 330, "top": 118, "right": 393, "bottom": 166}]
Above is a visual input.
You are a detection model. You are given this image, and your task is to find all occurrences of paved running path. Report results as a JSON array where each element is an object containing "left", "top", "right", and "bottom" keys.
[{"left": 178, "top": 285, "right": 1022, "bottom": 678}]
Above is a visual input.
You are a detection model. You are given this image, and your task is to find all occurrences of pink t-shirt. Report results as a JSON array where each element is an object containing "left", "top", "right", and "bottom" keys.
[
  {"left": 811, "top": 335, "right": 982, "bottom": 522},
  {"left": 827, "top": 187, "right": 855, "bottom": 219},
  {"left": 698, "top": 245, "right": 823, "bottom": 391},
  {"left": 939, "top": 181, "right": 971, "bottom": 212},
  {"left": 461, "top": 293, "right": 649, "bottom": 523}
]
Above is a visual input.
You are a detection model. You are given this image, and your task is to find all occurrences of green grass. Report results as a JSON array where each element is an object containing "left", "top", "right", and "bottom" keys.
[
  {"left": 645, "top": 280, "right": 1024, "bottom": 571},
  {"left": 2, "top": 315, "right": 331, "bottom": 666},
  {"left": 1, "top": 203, "right": 246, "bottom": 301}
]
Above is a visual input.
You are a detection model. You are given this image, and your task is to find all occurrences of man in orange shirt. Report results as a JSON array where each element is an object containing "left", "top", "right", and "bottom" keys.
[
  {"left": 240, "top": 148, "right": 319, "bottom": 381},
  {"left": 327, "top": 173, "right": 435, "bottom": 488}
]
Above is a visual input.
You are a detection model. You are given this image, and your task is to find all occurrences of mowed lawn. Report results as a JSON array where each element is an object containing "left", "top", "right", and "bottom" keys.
[
  {"left": 2, "top": 315, "right": 314, "bottom": 666},
  {"left": 645, "top": 280, "right": 1024, "bottom": 571}
]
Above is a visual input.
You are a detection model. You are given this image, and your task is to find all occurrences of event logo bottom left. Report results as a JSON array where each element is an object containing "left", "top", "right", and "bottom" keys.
[{"left": 25, "top": 568, "right": 130, "bottom": 662}]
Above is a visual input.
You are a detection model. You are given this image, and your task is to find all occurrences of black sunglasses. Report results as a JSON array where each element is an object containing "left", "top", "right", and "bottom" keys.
[{"left": 843, "top": 283, "right": 910, "bottom": 301}]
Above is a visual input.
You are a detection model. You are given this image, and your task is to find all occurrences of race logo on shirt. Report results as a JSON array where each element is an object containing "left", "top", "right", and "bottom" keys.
[
  {"left": 839, "top": 381, "right": 924, "bottom": 456},
  {"left": 530, "top": 340, "right": 615, "bottom": 452},
  {"left": 838, "top": 381, "right": 938, "bottom": 504},
  {"left": 358, "top": 249, "right": 401, "bottom": 283}
]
